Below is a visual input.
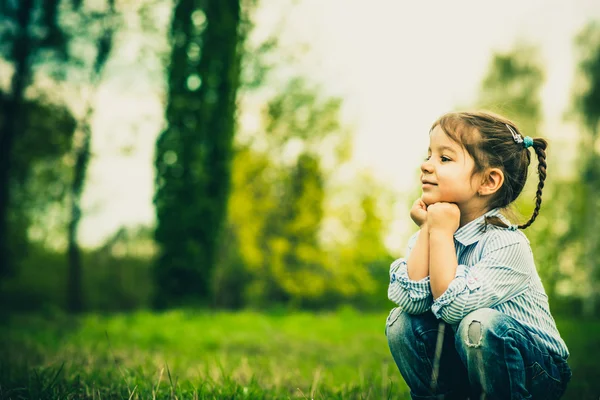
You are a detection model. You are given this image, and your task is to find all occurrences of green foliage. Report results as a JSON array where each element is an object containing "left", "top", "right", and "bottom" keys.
[
  {"left": 263, "top": 153, "right": 327, "bottom": 304},
  {"left": 154, "top": 0, "right": 243, "bottom": 307},
  {"left": 567, "top": 21, "right": 600, "bottom": 316},
  {"left": 215, "top": 69, "right": 391, "bottom": 309},
  {"left": 346, "top": 185, "right": 394, "bottom": 309},
  {"left": 0, "top": 240, "right": 154, "bottom": 313},
  {"left": 1, "top": 310, "right": 598, "bottom": 399},
  {"left": 265, "top": 78, "right": 343, "bottom": 150},
  {"left": 0, "top": 0, "right": 75, "bottom": 276},
  {"left": 2, "top": 96, "right": 77, "bottom": 262},
  {"left": 0, "top": 0, "right": 69, "bottom": 63},
  {"left": 478, "top": 44, "right": 544, "bottom": 138},
  {"left": 573, "top": 22, "right": 600, "bottom": 132},
  {"left": 0, "top": 0, "right": 123, "bottom": 317},
  {"left": 213, "top": 147, "right": 273, "bottom": 308},
  {"left": 2, "top": 0, "right": 392, "bottom": 314}
]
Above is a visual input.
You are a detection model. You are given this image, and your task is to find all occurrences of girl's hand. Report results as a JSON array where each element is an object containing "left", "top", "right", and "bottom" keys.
[
  {"left": 410, "top": 198, "right": 428, "bottom": 227},
  {"left": 427, "top": 202, "right": 460, "bottom": 234}
]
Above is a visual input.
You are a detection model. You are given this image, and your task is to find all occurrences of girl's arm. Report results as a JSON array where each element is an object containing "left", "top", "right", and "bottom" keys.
[
  {"left": 427, "top": 203, "right": 460, "bottom": 299},
  {"left": 406, "top": 223, "right": 430, "bottom": 281},
  {"left": 407, "top": 197, "right": 430, "bottom": 280},
  {"left": 388, "top": 229, "right": 433, "bottom": 314},
  {"left": 429, "top": 228, "right": 458, "bottom": 299}
]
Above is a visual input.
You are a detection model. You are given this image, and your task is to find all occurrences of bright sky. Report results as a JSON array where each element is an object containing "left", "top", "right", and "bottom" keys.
[{"left": 80, "top": 0, "right": 600, "bottom": 250}]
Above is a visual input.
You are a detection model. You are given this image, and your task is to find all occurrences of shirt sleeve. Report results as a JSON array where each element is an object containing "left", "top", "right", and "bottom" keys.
[
  {"left": 388, "top": 230, "right": 433, "bottom": 314},
  {"left": 431, "top": 235, "right": 532, "bottom": 324}
]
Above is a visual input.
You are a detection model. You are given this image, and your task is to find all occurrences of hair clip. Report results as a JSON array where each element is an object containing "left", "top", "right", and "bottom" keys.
[{"left": 506, "top": 124, "right": 523, "bottom": 144}]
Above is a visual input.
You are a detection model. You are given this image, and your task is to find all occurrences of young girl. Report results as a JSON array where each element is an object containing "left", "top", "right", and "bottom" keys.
[{"left": 385, "top": 111, "right": 571, "bottom": 399}]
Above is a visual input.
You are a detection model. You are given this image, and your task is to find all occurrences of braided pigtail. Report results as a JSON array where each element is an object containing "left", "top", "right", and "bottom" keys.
[{"left": 518, "top": 138, "right": 548, "bottom": 230}]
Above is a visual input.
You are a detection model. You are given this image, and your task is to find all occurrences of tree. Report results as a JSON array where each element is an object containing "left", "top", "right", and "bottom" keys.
[
  {"left": 219, "top": 73, "right": 377, "bottom": 308},
  {"left": 323, "top": 173, "right": 393, "bottom": 308},
  {"left": 1, "top": 0, "right": 122, "bottom": 312},
  {"left": 66, "top": 1, "right": 118, "bottom": 313},
  {"left": 154, "top": 0, "right": 243, "bottom": 307},
  {"left": 213, "top": 145, "right": 272, "bottom": 308},
  {"left": 266, "top": 152, "right": 326, "bottom": 305},
  {"left": 477, "top": 44, "right": 544, "bottom": 137},
  {"left": 0, "top": 0, "right": 69, "bottom": 276},
  {"left": 569, "top": 22, "right": 600, "bottom": 316},
  {"left": 1, "top": 95, "right": 77, "bottom": 258},
  {"left": 212, "top": 2, "right": 391, "bottom": 309}
]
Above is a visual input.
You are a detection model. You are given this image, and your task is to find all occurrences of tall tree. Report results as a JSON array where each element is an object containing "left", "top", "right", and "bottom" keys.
[
  {"left": 154, "top": 0, "right": 243, "bottom": 307},
  {"left": 66, "top": 1, "right": 118, "bottom": 313},
  {"left": 1, "top": 0, "right": 120, "bottom": 311},
  {"left": 570, "top": 22, "right": 600, "bottom": 316},
  {"left": 0, "top": 0, "right": 69, "bottom": 276}
]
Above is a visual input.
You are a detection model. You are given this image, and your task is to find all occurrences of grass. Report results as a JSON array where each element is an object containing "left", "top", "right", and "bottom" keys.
[{"left": 0, "top": 309, "right": 598, "bottom": 399}]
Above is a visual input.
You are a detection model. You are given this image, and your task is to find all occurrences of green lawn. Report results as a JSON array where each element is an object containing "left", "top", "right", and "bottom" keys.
[{"left": 0, "top": 309, "right": 598, "bottom": 399}]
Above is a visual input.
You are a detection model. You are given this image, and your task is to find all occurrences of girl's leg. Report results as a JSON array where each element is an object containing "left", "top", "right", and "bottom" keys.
[
  {"left": 386, "top": 307, "right": 470, "bottom": 399},
  {"left": 454, "top": 308, "right": 571, "bottom": 400}
]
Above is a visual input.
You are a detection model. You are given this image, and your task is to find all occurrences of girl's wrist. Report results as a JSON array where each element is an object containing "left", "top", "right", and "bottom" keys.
[{"left": 428, "top": 226, "right": 453, "bottom": 238}]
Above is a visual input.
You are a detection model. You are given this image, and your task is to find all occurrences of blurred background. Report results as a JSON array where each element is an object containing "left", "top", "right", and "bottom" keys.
[{"left": 1, "top": 0, "right": 600, "bottom": 398}]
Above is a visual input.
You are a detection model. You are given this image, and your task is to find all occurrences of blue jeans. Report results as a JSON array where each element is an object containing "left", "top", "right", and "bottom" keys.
[{"left": 386, "top": 307, "right": 571, "bottom": 399}]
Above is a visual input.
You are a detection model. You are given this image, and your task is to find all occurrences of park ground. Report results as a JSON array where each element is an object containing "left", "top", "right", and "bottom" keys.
[{"left": 1, "top": 309, "right": 598, "bottom": 399}]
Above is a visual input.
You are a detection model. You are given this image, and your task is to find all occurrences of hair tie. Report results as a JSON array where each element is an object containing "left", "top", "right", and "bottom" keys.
[{"left": 506, "top": 124, "right": 533, "bottom": 149}]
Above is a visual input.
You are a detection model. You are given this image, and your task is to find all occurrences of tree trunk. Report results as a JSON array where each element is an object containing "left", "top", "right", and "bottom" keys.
[
  {"left": 66, "top": 3, "right": 115, "bottom": 312},
  {"left": 583, "top": 168, "right": 600, "bottom": 317},
  {"left": 0, "top": 0, "right": 34, "bottom": 277},
  {"left": 67, "top": 113, "right": 92, "bottom": 313},
  {"left": 153, "top": 0, "right": 242, "bottom": 307}
]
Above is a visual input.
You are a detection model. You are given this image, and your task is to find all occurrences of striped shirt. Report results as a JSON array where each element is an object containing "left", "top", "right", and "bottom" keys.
[{"left": 388, "top": 208, "right": 569, "bottom": 358}]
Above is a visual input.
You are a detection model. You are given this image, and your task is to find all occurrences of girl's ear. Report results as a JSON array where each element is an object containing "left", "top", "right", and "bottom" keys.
[{"left": 479, "top": 168, "right": 504, "bottom": 197}]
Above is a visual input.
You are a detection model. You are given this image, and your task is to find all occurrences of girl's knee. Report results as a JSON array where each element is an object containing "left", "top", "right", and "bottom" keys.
[
  {"left": 386, "top": 307, "right": 410, "bottom": 340},
  {"left": 386, "top": 308, "right": 427, "bottom": 349},
  {"left": 455, "top": 308, "right": 509, "bottom": 349}
]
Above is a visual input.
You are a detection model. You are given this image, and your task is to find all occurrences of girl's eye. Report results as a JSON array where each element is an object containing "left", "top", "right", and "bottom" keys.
[
  {"left": 424, "top": 155, "right": 431, "bottom": 161},
  {"left": 441, "top": 156, "right": 451, "bottom": 162}
]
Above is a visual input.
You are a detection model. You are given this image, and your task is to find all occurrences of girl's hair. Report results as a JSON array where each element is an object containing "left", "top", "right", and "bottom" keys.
[{"left": 431, "top": 111, "right": 547, "bottom": 230}]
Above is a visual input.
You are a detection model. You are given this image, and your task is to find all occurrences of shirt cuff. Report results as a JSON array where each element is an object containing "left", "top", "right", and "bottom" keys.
[
  {"left": 390, "top": 258, "right": 431, "bottom": 301},
  {"left": 431, "top": 264, "right": 480, "bottom": 318}
]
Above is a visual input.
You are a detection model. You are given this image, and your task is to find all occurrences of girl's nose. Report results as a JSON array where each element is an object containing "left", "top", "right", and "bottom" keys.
[{"left": 421, "top": 159, "right": 433, "bottom": 174}]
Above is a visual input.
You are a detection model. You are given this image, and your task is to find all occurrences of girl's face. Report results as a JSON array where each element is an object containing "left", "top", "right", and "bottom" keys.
[{"left": 420, "top": 125, "right": 481, "bottom": 208}]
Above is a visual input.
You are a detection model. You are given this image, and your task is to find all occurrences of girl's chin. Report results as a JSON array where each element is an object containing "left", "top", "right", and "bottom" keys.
[
  {"left": 421, "top": 195, "right": 439, "bottom": 206},
  {"left": 421, "top": 196, "right": 453, "bottom": 206}
]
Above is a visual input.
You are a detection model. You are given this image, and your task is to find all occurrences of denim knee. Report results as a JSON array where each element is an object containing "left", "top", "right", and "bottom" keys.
[
  {"left": 455, "top": 308, "right": 509, "bottom": 350},
  {"left": 452, "top": 309, "right": 568, "bottom": 398},
  {"left": 386, "top": 308, "right": 413, "bottom": 345}
]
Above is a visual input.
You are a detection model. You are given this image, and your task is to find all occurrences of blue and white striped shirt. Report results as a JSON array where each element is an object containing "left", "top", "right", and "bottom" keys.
[{"left": 388, "top": 208, "right": 569, "bottom": 358}]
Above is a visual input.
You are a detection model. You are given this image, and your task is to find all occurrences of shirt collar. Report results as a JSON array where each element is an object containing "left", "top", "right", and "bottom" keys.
[{"left": 453, "top": 208, "right": 508, "bottom": 246}]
